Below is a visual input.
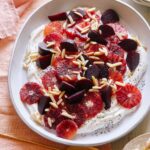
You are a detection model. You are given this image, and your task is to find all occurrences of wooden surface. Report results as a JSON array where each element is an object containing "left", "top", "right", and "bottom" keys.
[
  {"left": 0, "top": 0, "right": 111, "bottom": 150},
  {"left": 0, "top": 0, "right": 149, "bottom": 150}
]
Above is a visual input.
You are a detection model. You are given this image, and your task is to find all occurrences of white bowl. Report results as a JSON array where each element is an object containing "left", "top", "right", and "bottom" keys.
[{"left": 8, "top": 0, "right": 150, "bottom": 146}]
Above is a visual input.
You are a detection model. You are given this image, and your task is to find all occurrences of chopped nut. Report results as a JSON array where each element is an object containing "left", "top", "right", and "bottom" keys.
[
  {"left": 115, "top": 81, "right": 125, "bottom": 87},
  {"left": 106, "top": 62, "right": 122, "bottom": 68},
  {"left": 61, "top": 110, "right": 75, "bottom": 119},
  {"left": 92, "top": 76, "right": 99, "bottom": 86},
  {"left": 47, "top": 41, "right": 55, "bottom": 48},
  {"left": 31, "top": 111, "right": 42, "bottom": 124},
  {"left": 93, "top": 61, "right": 104, "bottom": 65},
  {"left": 89, "top": 56, "right": 100, "bottom": 60},
  {"left": 50, "top": 102, "right": 58, "bottom": 109}
]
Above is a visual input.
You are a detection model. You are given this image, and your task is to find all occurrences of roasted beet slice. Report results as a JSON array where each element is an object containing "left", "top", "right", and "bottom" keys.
[
  {"left": 88, "top": 30, "right": 107, "bottom": 45},
  {"left": 118, "top": 39, "right": 138, "bottom": 52},
  {"left": 66, "top": 90, "right": 85, "bottom": 104},
  {"left": 68, "top": 8, "right": 86, "bottom": 22},
  {"left": 38, "top": 42, "right": 52, "bottom": 56},
  {"left": 101, "top": 9, "right": 119, "bottom": 24},
  {"left": 126, "top": 51, "right": 139, "bottom": 72},
  {"left": 60, "top": 40, "right": 78, "bottom": 52},
  {"left": 36, "top": 55, "right": 51, "bottom": 69},
  {"left": 75, "top": 79, "right": 93, "bottom": 91},
  {"left": 48, "top": 12, "right": 67, "bottom": 21},
  {"left": 85, "top": 65, "right": 100, "bottom": 80},
  {"left": 100, "top": 86, "right": 112, "bottom": 110},
  {"left": 97, "top": 64, "right": 109, "bottom": 79},
  {"left": 99, "top": 25, "right": 115, "bottom": 38},
  {"left": 38, "top": 96, "right": 51, "bottom": 115},
  {"left": 59, "top": 81, "right": 76, "bottom": 94}
]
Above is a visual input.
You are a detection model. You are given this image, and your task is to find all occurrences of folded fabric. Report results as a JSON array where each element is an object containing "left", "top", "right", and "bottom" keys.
[{"left": 0, "top": 0, "right": 19, "bottom": 39}]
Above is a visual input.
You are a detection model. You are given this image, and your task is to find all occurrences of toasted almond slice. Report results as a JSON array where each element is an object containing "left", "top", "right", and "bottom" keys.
[
  {"left": 63, "top": 21, "right": 67, "bottom": 29},
  {"left": 93, "top": 61, "right": 104, "bottom": 65},
  {"left": 61, "top": 110, "right": 75, "bottom": 119},
  {"left": 89, "top": 89, "right": 99, "bottom": 92},
  {"left": 49, "top": 94, "right": 56, "bottom": 103},
  {"left": 59, "top": 91, "right": 65, "bottom": 99},
  {"left": 99, "top": 83, "right": 107, "bottom": 89},
  {"left": 76, "top": 25, "right": 83, "bottom": 32},
  {"left": 66, "top": 75, "right": 72, "bottom": 80},
  {"left": 81, "top": 28, "right": 89, "bottom": 34},
  {"left": 65, "top": 55, "right": 74, "bottom": 59},
  {"left": 77, "top": 73, "right": 81, "bottom": 80},
  {"left": 90, "top": 41, "right": 97, "bottom": 44},
  {"left": 106, "top": 62, "right": 122, "bottom": 68},
  {"left": 45, "top": 108, "right": 49, "bottom": 112},
  {"left": 68, "top": 15, "right": 74, "bottom": 24},
  {"left": 72, "top": 71, "right": 81, "bottom": 74},
  {"left": 92, "top": 76, "right": 99, "bottom": 86},
  {"left": 115, "top": 81, "right": 125, "bottom": 87},
  {"left": 84, "top": 43, "right": 90, "bottom": 49},
  {"left": 75, "top": 52, "right": 83, "bottom": 59},
  {"left": 94, "top": 51, "right": 103, "bottom": 56},
  {"left": 57, "top": 98, "right": 63, "bottom": 105},
  {"left": 31, "top": 111, "right": 42, "bottom": 124},
  {"left": 49, "top": 90, "right": 61, "bottom": 95},
  {"left": 86, "top": 52, "right": 94, "bottom": 56},
  {"left": 92, "top": 86, "right": 101, "bottom": 90},
  {"left": 50, "top": 102, "right": 58, "bottom": 109},
  {"left": 84, "top": 18, "right": 91, "bottom": 22},
  {"left": 88, "top": 7, "right": 96, "bottom": 12},
  {"left": 73, "top": 60, "right": 81, "bottom": 66},
  {"left": 74, "top": 11, "right": 83, "bottom": 17},
  {"left": 61, "top": 49, "right": 66, "bottom": 59},
  {"left": 99, "top": 47, "right": 108, "bottom": 56},
  {"left": 89, "top": 56, "right": 100, "bottom": 60},
  {"left": 47, "top": 117, "right": 52, "bottom": 127},
  {"left": 47, "top": 41, "right": 55, "bottom": 48},
  {"left": 67, "top": 22, "right": 75, "bottom": 27},
  {"left": 82, "top": 66, "right": 88, "bottom": 71}
]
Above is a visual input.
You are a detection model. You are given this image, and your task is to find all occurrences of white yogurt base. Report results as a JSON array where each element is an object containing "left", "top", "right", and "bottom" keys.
[{"left": 24, "top": 24, "right": 147, "bottom": 134}]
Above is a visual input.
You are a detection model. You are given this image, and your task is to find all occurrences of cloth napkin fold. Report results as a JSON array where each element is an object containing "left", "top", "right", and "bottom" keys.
[{"left": 0, "top": 0, "right": 32, "bottom": 39}]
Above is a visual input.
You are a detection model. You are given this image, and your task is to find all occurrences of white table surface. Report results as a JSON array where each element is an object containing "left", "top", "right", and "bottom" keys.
[{"left": 112, "top": 1, "right": 150, "bottom": 150}]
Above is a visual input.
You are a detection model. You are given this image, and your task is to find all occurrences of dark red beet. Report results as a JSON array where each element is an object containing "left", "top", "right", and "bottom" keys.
[
  {"left": 88, "top": 30, "right": 107, "bottom": 45},
  {"left": 118, "top": 39, "right": 138, "bottom": 52},
  {"left": 66, "top": 90, "right": 85, "bottom": 104},
  {"left": 99, "top": 25, "right": 115, "bottom": 38},
  {"left": 36, "top": 55, "right": 51, "bottom": 69},
  {"left": 75, "top": 79, "right": 93, "bottom": 91},
  {"left": 59, "top": 81, "right": 76, "bottom": 94},
  {"left": 38, "top": 42, "right": 52, "bottom": 56},
  {"left": 85, "top": 64, "right": 100, "bottom": 80},
  {"left": 101, "top": 9, "right": 119, "bottom": 24},
  {"left": 38, "top": 96, "right": 51, "bottom": 115},
  {"left": 60, "top": 40, "right": 78, "bottom": 52},
  {"left": 48, "top": 12, "right": 67, "bottom": 21},
  {"left": 68, "top": 8, "right": 86, "bottom": 22},
  {"left": 20, "top": 82, "right": 44, "bottom": 105},
  {"left": 97, "top": 64, "right": 109, "bottom": 79},
  {"left": 100, "top": 86, "right": 112, "bottom": 110},
  {"left": 126, "top": 51, "right": 139, "bottom": 72}
]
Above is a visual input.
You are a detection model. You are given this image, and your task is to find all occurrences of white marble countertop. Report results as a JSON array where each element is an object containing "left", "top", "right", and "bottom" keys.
[{"left": 112, "top": 1, "right": 150, "bottom": 150}]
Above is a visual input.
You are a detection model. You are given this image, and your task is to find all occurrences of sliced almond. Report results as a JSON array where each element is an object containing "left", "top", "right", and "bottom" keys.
[
  {"left": 47, "top": 41, "right": 55, "bottom": 48},
  {"left": 89, "top": 56, "right": 100, "bottom": 60},
  {"left": 93, "top": 61, "right": 104, "bottom": 65},
  {"left": 106, "top": 62, "right": 122, "bottom": 68},
  {"left": 50, "top": 102, "right": 58, "bottom": 109},
  {"left": 74, "top": 11, "right": 83, "bottom": 17},
  {"left": 59, "top": 91, "right": 65, "bottom": 99},
  {"left": 61, "top": 49, "right": 66, "bottom": 59},
  {"left": 68, "top": 15, "right": 74, "bottom": 24},
  {"left": 115, "top": 81, "right": 125, "bottom": 87},
  {"left": 47, "top": 117, "right": 52, "bottom": 127},
  {"left": 84, "top": 43, "right": 90, "bottom": 49},
  {"left": 61, "top": 110, "right": 75, "bottom": 119},
  {"left": 57, "top": 98, "right": 63, "bottom": 105},
  {"left": 49, "top": 94, "right": 56, "bottom": 103},
  {"left": 92, "top": 76, "right": 99, "bottom": 86}
]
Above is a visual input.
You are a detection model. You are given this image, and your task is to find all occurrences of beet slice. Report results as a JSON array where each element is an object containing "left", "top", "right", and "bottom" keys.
[
  {"left": 98, "top": 64, "right": 109, "bottom": 79},
  {"left": 118, "top": 39, "right": 138, "bottom": 52},
  {"left": 88, "top": 30, "right": 107, "bottom": 45},
  {"left": 59, "top": 81, "right": 76, "bottom": 94},
  {"left": 100, "top": 86, "right": 112, "bottom": 110},
  {"left": 66, "top": 90, "right": 85, "bottom": 104},
  {"left": 99, "top": 25, "right": 115, "bottom": 38},
  {"left": 60, "top": 40, "right": 78, "bottom": 52},
  {"left": 101, "top": 9, "right": 119, "bottom": 24},
  {"left": 68, "top": 8, "right": 86, "bottom": 22},
  {"left": 126, "top": 51, "right": 139, "bottom": 72},
  {"left": 36, "top": 55, "right": 51, "bottom": 69},
  {"left": 38, "top": 96, "right": 51, "bottom": 115},
  {"left": 85, "top": 64, "right": 100, "bottom": 80},
  {"left": 38, "top": 42, "right": 52, "bottom": 56},
  {"left": 48, "top": 12, "right": 67, "bottom": 21},
  {"left": 76, "top": 79, "right": 93, "bottom": 91}
]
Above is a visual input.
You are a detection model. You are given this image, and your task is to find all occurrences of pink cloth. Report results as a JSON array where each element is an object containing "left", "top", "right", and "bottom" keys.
[{"left": 0, "top": 0, "right": 32, "bottom": 39}]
